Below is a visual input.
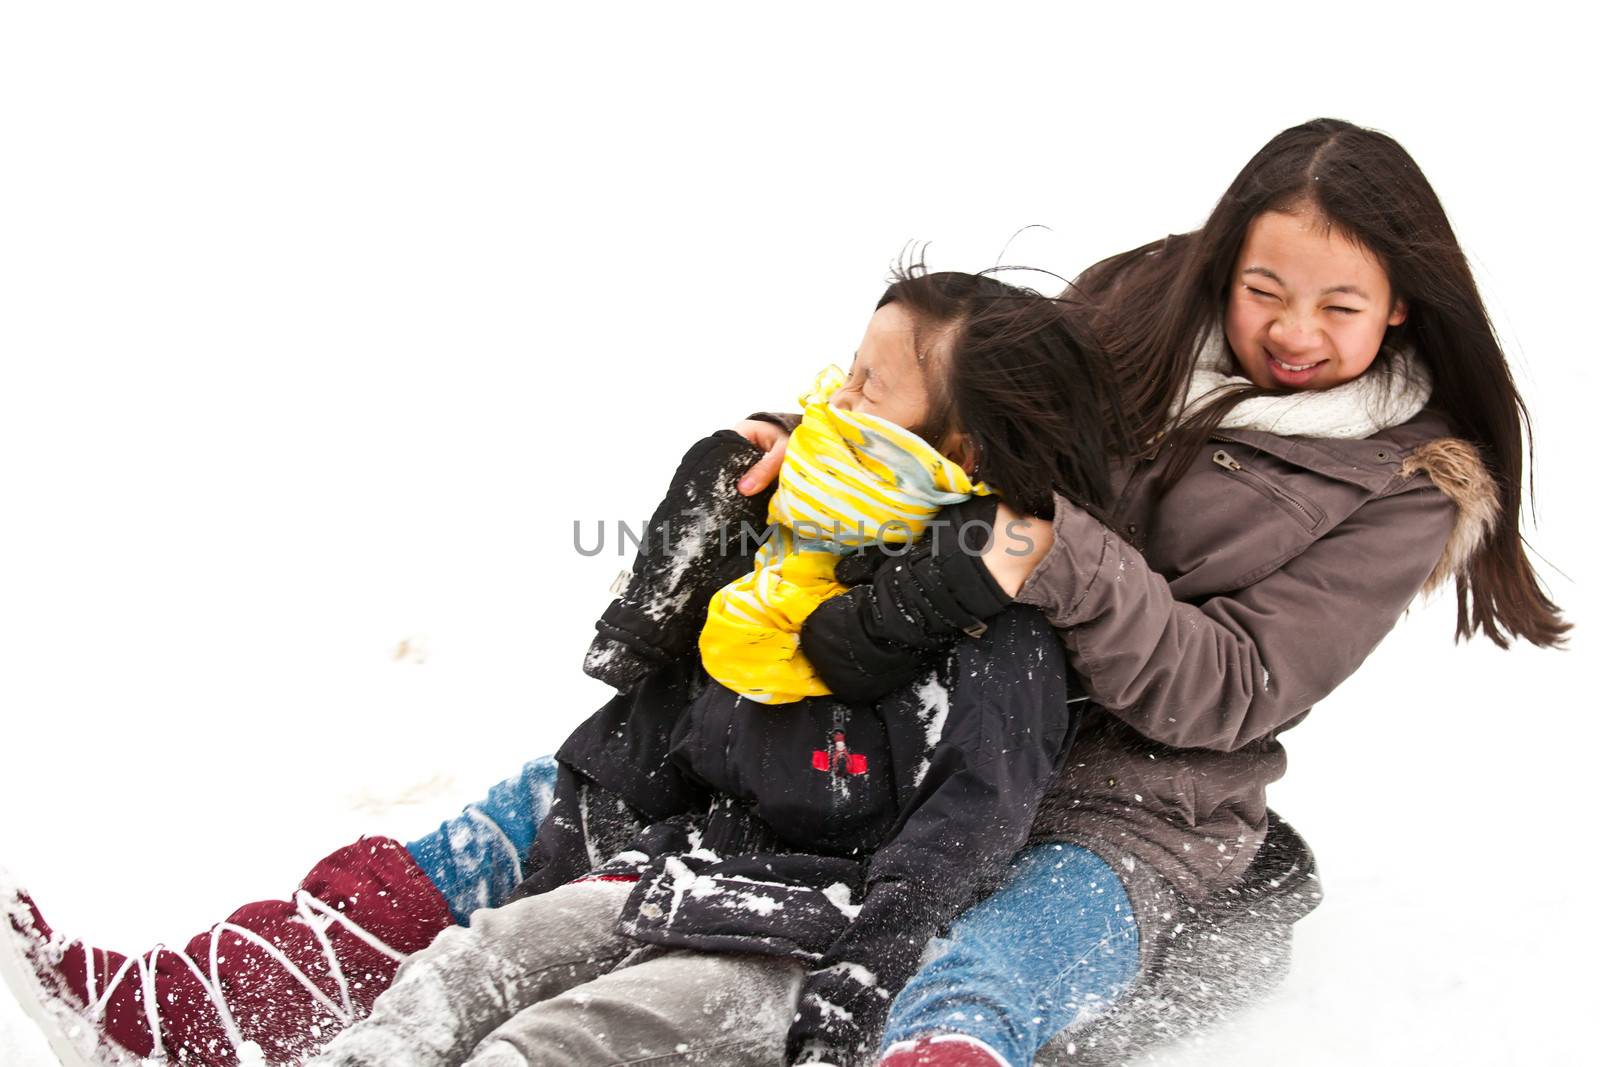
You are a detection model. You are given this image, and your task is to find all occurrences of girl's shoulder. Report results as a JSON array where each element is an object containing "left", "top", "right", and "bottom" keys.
[
  {"left": 1149, "top": 411, "right": 1493, "bottom": 597},
  {"left": 1386, "top": 413, "right": 1498, "bottom": 596},
  {"left": 1352, "top": 409, "right": 1495, "bottom": 537},
  {"left": 1212, "top": 407, "right": 1474, "bottom": 497}
]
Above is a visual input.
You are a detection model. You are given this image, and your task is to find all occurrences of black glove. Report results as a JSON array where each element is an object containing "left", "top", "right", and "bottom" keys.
[
  {"left": 788, "top": 954, "right": 898, "bottom": 1066},
  {"left": 831, "top": 543, "right": 896, "bottom": 588},
  {"left": 800, "top": 495, "right": 1012, "bottom": 706},
  {"left": 787, "top": 963, "right": 886, "bottom": 1065},
  {"left": 785, "top": 875, "right": 949, "bottom": 1066}
]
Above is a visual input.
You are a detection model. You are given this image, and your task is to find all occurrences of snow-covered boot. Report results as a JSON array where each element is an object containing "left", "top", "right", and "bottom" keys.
[
  {"left": 1, "top": 758, "right": 558, "bottom": 1065},
  {"left": 879, "top": 1033, "right": 1013, "bottom": 1066},
  {"left": 583, "top": 429, "right": 771, "bottom": 692},
  {"left": 3, "top": 837, "right": 454, "bottom": 1066}
]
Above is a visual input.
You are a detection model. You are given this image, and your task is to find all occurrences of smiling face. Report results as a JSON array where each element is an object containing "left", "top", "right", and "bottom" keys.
[{"left": 1224, "top": 208, "right": 1408, "bottom": 391}]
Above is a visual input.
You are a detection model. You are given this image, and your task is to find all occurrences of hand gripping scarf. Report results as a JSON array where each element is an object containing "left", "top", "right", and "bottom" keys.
[{"left": 699, "top": 366, "right": 990, "bottom": 705}]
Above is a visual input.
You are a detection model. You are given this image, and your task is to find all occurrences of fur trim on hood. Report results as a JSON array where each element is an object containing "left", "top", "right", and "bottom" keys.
[{"left": 1401, "top": 438, "right": 1500, "bottom": 594}]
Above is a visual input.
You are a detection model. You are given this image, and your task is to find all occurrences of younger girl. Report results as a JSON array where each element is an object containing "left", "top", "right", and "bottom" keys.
[{"left": 301, "top": 270, "right": 1125, "bottom": 1067}]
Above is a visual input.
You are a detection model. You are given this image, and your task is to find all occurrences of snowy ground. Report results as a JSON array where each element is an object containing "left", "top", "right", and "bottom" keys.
[{"left": 2, "top": 4, "right": 1596, "bottom": 1064}]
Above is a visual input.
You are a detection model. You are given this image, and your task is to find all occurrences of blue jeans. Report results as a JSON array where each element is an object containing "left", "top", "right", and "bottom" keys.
[
  {"left": 882, "top": 843, "right": 1142, "bottom": 1067},
  {"left": 405, "top": 757, "right": 558, "bottom": 923}
]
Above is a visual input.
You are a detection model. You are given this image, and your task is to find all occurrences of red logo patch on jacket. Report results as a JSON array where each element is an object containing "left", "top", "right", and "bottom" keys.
[{"left": 814, "top": 729, "right": 867, "bottom": 776}]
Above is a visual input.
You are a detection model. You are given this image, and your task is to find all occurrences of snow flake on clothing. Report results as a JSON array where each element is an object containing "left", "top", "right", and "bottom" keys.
[{"left": 603, "top": 817, "right": 869, "bottom": 964}]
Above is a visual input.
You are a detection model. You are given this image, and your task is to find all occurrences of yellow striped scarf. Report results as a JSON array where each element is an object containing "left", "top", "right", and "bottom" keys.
[{"left": 698, "top": 366, "right": 989, "bottom": 704}]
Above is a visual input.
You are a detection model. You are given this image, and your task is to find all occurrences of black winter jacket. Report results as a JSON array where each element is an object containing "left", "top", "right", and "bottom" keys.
[{"left": 516, "top": 432, "right": 1082, "bottom": 1065}]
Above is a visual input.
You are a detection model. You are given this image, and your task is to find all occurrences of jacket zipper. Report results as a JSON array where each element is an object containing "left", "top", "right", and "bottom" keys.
[
  {"left": 826, "top": 706, "right": 851, "bottom": 806},
  {"left": 829, "top": 706, "right": 849, "bottom": 778},
  {"left": 1212, "top": 449, "right": 1321, "bottom": 528}
]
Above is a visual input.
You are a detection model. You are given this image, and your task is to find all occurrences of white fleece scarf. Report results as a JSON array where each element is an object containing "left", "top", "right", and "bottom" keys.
[{"left": 1174, "top": 325, "right": 1432, "bottom": 438}]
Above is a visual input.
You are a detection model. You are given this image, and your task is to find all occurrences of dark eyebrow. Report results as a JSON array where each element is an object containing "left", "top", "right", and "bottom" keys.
[
  {"left": 1319, "top": 284, "right": 1371, "bottom": 300},
  {"left": 1242, "top": 267, "right": 1370, "bottom": 301},
  {"left": 1240, "top": 267, "right": 1284, "bottom": 287}
]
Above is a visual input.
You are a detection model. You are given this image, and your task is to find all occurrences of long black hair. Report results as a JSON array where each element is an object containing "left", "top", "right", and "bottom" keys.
[
  {"left": 1066, "top": 118, "right": 1567, "bottom": 648},
  {"left": 876, "top": 266, "right": 1130, "bottom": 521}
]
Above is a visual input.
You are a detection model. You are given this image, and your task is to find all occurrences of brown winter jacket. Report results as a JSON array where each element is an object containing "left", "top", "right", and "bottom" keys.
[
  {"left": 1018, "top": 410, "right": 1497, "bottom": 901},
  {"left": 747, "top": 407, "right": 1497, "bottom": 904}
]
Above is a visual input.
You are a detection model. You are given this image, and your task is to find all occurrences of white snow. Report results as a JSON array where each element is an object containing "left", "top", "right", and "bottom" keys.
[
  {"left": 821, "top": 884, "right": 863, "bottom": 921},
  {"left": 667, "top": 867, "right": 791, "bottom": 919},
  {"left": 733, "top": 892, "right": 783, "bottom": 918},
  {"left": 912, "top": 677, "right": 952, "bottom": 785},
  {"left": 803, "top": 992, "right": 854, "bottom": 1024},
  {"left": 2, "top": 6, "right": 1596, "bottom": 1067},
  {"left": 639, "top": 503, "right": 712, "bottom": 623},
  {"left": 814, "top": 961, "right": 883, "bottom": 994}
]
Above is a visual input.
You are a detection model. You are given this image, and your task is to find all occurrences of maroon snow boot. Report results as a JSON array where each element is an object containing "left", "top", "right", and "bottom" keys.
[{"left": 2, "top": 837, "right": 453, "bottom": 1066}]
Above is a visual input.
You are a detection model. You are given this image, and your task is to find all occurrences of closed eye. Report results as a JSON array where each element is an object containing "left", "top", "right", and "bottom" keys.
[
  {"left": 1245, "top": 285, "right": 1279, "bottom": 300},
  {"left": 1326, "top": 306, "right": 1360, "bottom": 315},
  {"left": 846, "top": 361, "right": 880, "bottom": 402}
]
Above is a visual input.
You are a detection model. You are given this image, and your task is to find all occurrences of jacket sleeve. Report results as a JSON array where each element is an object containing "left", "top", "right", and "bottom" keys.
[
  {"left": 743, "top": 410, "right": 802, "bottom": 433},
  {"left": 1015, "top": 481, "right": 1458, "bottom": 751},
  {"left": 786, "top": 604, "right": 1074, "bottom": 1064}
]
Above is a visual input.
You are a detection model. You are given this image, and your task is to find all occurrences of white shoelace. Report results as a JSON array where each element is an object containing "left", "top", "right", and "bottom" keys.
[{"left": 55, "top": 888, "right": 406, "bottom": 1061}]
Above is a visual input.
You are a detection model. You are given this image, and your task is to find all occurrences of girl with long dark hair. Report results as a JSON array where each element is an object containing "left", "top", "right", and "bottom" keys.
[{"left": 844, "top": 116, "right": 1567, "bottom": 1064}]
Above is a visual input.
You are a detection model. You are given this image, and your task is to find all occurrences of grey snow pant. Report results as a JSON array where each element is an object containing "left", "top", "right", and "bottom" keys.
[{"left": 308, "top": 879, "right": 806, "bottom": 1066}]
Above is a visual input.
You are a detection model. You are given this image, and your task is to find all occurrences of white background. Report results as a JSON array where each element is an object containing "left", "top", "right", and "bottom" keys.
[{"left": 1, "top": 3, "right": 1594, "bottom": 1064}]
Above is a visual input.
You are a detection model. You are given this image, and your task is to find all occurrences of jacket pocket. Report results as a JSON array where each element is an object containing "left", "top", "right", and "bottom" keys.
[
  {"left": 734, "top": 699, "right": 899, "bottom": 852},
  {"left": 1210, "top": 449, "right": 1327, "bottom": 533}
]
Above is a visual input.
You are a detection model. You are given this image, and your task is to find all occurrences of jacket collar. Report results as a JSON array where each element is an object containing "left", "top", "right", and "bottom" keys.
[{"left": 1212, "top": 409, "right": 1454, "bottom": 493}]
